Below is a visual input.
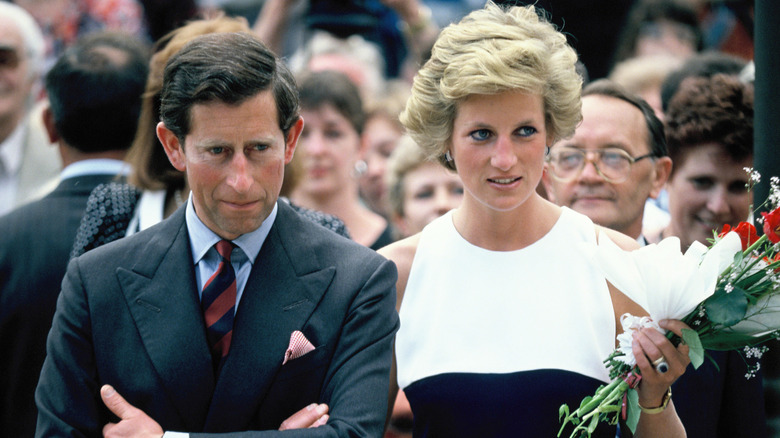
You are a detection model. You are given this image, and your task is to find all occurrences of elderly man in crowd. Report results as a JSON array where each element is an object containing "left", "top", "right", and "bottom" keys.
[{"left": 543, "top": 79, "right": 672, "bottom": 244}]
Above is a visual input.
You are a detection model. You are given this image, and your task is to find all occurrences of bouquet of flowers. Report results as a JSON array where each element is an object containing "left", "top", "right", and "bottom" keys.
[{"left": 558, "top": 174, "right": 780, "bottom": 438}]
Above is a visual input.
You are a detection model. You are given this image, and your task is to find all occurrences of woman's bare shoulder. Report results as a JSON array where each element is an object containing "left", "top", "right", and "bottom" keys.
[
  {"left": 379, "top": 234, "right": 419, "bottom": 269},
  {"left": 595, "top": 225, "right": 641, "bottom": 251},
  {"left": 378, "top": 234, "right": 420, "bottom": 310}
]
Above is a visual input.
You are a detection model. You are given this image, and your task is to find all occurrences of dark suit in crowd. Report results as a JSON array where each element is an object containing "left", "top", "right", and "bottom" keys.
[{"left": 0, "top": 31, "right": 149, "bottom": 437}]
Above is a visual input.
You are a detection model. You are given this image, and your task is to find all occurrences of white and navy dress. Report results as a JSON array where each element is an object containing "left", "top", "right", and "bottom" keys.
[{"left": 396, "top": 208, "right": 618, "bottom": 437}]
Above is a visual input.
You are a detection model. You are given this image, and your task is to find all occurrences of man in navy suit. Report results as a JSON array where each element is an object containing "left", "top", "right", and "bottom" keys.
[
  {"left": 0, "top": 31, "right": 149, "bottom": 437},
  {"left": 35, "top": 31, "right": 399, "bottom": 437}
]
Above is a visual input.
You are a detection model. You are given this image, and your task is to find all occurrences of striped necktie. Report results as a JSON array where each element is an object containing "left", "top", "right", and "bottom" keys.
[{"left": 201, "top": 239, "right": 236, "bottom": 372}]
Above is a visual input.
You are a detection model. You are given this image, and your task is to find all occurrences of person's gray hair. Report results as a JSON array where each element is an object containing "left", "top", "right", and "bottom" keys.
[{"left": 0, "top": 2, "right": 46, "bottom": 80}]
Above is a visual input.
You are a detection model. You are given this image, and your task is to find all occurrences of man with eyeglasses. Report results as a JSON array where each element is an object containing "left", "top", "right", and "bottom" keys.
[
  {"left": 0, "top": 2, "right": 61, "bottom": 216},
  {"left": 542, "top": 79, "right": 672, "bottom": 244}
]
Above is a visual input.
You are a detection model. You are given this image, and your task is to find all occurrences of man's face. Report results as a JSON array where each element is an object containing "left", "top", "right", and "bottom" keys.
[
  {"left": 0, "top": 17, "right": 34, "bottom": 130},
  {"left": 158, "top": 90, "right": 303, "bottom": 240},
  {"left": 543, "top": 95, "right": 671, "bottom": 238}
]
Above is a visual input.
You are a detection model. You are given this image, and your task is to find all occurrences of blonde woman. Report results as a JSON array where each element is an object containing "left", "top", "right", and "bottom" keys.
[{"left": 380, "top": 3, "right": 692, "bottom": 436}]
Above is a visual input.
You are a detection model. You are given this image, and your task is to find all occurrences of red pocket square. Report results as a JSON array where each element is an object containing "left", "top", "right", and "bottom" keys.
[{"left": 282, "top": 330, "right": 315, "bottom": 365}]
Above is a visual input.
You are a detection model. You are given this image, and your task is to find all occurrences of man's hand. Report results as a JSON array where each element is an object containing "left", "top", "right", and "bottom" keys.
[
  {"left": 101, "top": 385, "right": 164, "bottom": 438},
  {"left": 278, "top": 403, "right": 329, "bottom": 430}
]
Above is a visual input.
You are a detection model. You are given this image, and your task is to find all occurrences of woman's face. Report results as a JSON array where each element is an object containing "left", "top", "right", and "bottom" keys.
[
  {"left": 360, "top": 114, "right": 403, "bottom": 214},
  {"left": 396, "top": 162, "right": 464, "bottom": 236},
  {"left": 297, "top": 104, "right": 362, "bottom": 199},
  {"left": 449, "top": 91, "right": 550, "bottom": 213},
  {"left": 666, "top": 143, "right": 752, "bottom": 250}
]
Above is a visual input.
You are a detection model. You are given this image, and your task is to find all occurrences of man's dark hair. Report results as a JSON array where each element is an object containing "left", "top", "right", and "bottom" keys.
[
  {"left": 660, "top": 51, "right": 747, "bottom": 112},
  {"left": 298, "top": 70, "right": 365, "bottom": 135},
  {"left": 45, "top": 31, "right": 150, "bottom": 153},
  {"left": 160, "top": 32, "right": 299, "bottom": 141},
  {"left": 582, "top": 79, "right": 667, "bottom": 158},
  {"left": 665, "top": 73, "right": 753, "bottom": 175}
]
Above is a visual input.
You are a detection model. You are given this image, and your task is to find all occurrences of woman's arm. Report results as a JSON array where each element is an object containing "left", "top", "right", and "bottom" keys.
[
  {"left": 377, "top": 235, "right": 419, "bottom": 432},
  {"left": 597, "top": 226, "right": 690, "bottom": 437}
]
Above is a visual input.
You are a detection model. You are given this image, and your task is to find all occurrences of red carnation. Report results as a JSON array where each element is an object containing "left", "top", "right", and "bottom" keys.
[
  {"left": 719, "top": 222, "right": 759, "bottom": 250},
  {"left": 762, "top": 207, "right": 780, "bottom": 244}
]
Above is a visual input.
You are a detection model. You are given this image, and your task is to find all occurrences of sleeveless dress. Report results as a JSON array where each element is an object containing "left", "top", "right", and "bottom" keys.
[{"left": 396, "top": 207, "right": 618, "bottom": 437}]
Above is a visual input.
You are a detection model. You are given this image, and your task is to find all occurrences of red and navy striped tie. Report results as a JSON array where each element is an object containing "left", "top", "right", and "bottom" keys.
[{"left": 201, "top": 239, "right": 236, "bottom": 372}]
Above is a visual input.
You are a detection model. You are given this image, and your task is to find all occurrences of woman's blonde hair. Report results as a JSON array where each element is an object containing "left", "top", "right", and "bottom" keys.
[{"left": 400, "top": 2, "right": 582, "bottom": 170}]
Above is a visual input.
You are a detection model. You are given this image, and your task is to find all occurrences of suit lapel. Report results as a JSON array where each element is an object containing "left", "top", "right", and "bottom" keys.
[
  {"left": 204, "top": 202, "right": 336, "bottom": 431},
  {"left": 116, "top": 208, "right": 215, "bottom": 431}
]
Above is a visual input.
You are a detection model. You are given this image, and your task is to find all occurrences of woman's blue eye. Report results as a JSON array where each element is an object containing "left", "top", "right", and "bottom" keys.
[
  {"left": 517, "top": 126, "right": 538, "bottom": 137},
  {"left": 470, "top": 129, "right": 491, "bottom": 141},
  {"left": 414, "top": 189, "right": 434, "bottom": 199}
]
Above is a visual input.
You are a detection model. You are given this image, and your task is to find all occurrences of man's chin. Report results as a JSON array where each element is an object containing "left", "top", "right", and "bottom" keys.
[{"left": 571, "top": 201, "right": 614, "bottom": 217}]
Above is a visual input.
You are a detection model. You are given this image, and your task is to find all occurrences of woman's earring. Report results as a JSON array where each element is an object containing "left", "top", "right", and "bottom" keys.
[
  {"left": 545, "top": 146, "right": 551, "bottom": 156},
  {"left": 444, "top": 150, "right": 453, "bottom": 162},
  {"left": 353, "top": 160, "right": 368, "bottom": 178}
]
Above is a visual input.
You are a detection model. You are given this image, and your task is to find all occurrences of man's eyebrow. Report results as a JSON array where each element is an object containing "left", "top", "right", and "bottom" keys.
[{"left": 194, "top": 136, "right": 277, "bottom": 148}]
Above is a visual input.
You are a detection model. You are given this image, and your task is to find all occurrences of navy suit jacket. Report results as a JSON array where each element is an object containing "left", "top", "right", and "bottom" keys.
[
  {"left": 35, "top": 200, "right": 399, "bottom": 437},
  {"left": 672, "top": 350, "right": 768, "bottom": 438},
  {"left": 0, "top": 173, "right": 118, "bottom": 437}
]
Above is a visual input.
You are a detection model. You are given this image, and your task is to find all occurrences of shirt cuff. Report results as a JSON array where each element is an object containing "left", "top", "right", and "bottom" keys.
[{"left": 164, "top": 432, "right": 189, "bottom": 438}]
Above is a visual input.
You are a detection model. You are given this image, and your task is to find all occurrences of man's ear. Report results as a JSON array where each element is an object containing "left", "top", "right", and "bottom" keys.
[
  {"left": 157, "top": 122, "right": 187, "bottom": 172},
  {"left": 284, "top": 117, "right": 304, "bottom": 165},
  {"left": 649, "top": 156, "right": 673, "bottom": 199},
  {"left": 42, "top": 106, "right": 59, "bottom": 144}
]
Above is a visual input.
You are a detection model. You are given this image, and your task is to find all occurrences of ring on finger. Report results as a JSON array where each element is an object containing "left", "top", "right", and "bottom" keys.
[{"left": 652, "top": 356, "right": 669, "bottom": 374}]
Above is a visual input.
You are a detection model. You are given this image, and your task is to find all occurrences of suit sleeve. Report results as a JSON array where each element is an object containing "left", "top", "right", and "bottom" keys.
[
  {"left": 35, "top": 257, "right": 107, "bottom": 438},
  {"left": 191, "top": 257, "right": 400, "bottom": 438}
]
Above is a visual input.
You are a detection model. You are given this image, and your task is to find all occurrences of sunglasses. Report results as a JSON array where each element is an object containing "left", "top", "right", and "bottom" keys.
[{"left": 0, "top": 47, "right": 22, "bottom": 70}]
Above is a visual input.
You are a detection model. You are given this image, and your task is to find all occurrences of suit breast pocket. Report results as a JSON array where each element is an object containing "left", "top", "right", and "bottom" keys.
[
  {"left": 255, "top": 344, "right": 332, "bottom": 429},
  {"left": 274, "top": 343, "right": 329, "bottom": 382}
]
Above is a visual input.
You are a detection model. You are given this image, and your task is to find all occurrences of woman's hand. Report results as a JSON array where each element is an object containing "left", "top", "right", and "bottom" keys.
[{"left": 631, "top": 319, "right": 691, "bottom": 407}]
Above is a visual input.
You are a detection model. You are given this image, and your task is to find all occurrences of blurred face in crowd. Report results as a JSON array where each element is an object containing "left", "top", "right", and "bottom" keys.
[
  {"left": 395, "top": 161, "right": 463, "bottom": 237},
  {"left": 544, "top": 95, "right": 671, "bottom": 239},
  {"left": 665, "top": 143, "right": 752, "bottom": 251},
  {"left": 636, "top": 19, "right": 698, "bottom": 60},
  {"left": 0, "top": 18, "right": 34, "bottom": 132},
  {"left": 360, "top": 113, "right": 403, "bottom": 215},
  {"left": 159, "top": 91, "right": 302, "bottom": 240},
  {"left": 296, "top": 103, "right": 362, "bottom": 200}
]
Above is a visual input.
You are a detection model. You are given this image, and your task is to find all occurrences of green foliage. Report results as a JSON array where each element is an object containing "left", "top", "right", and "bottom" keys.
[
  {"left": 682, "top": 328, "right": 704, "bottom": 368},
  {"left": 626, "top": 389, "right": 639, "bottom": 434},
  {"left": 705, "top": 286, "right": 748, "bottom": 326}
]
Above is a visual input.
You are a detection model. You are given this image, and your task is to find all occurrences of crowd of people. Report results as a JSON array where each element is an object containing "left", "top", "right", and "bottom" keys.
[{"left": 0, "top": 0, "right": 768, "bottom": 437}]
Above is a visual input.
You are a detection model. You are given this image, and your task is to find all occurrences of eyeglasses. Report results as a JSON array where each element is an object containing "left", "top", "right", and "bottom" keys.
[
  {"left": 0, "top": 47, "right": 22, "bottom": 70},
  {"left": 545, "top": 147, "right": 655, "bottom": 183}
]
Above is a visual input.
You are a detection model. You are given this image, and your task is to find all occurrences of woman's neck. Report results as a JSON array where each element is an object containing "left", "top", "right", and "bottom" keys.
[
  {"left": 452, "top": 194, "right": 560, "bottom": 251},
  {"left": 292, "top": 187, "right": 387, "bottom": 247},
  {"left": 292, "top": 184, "right": 354, "bottom": 218}
]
